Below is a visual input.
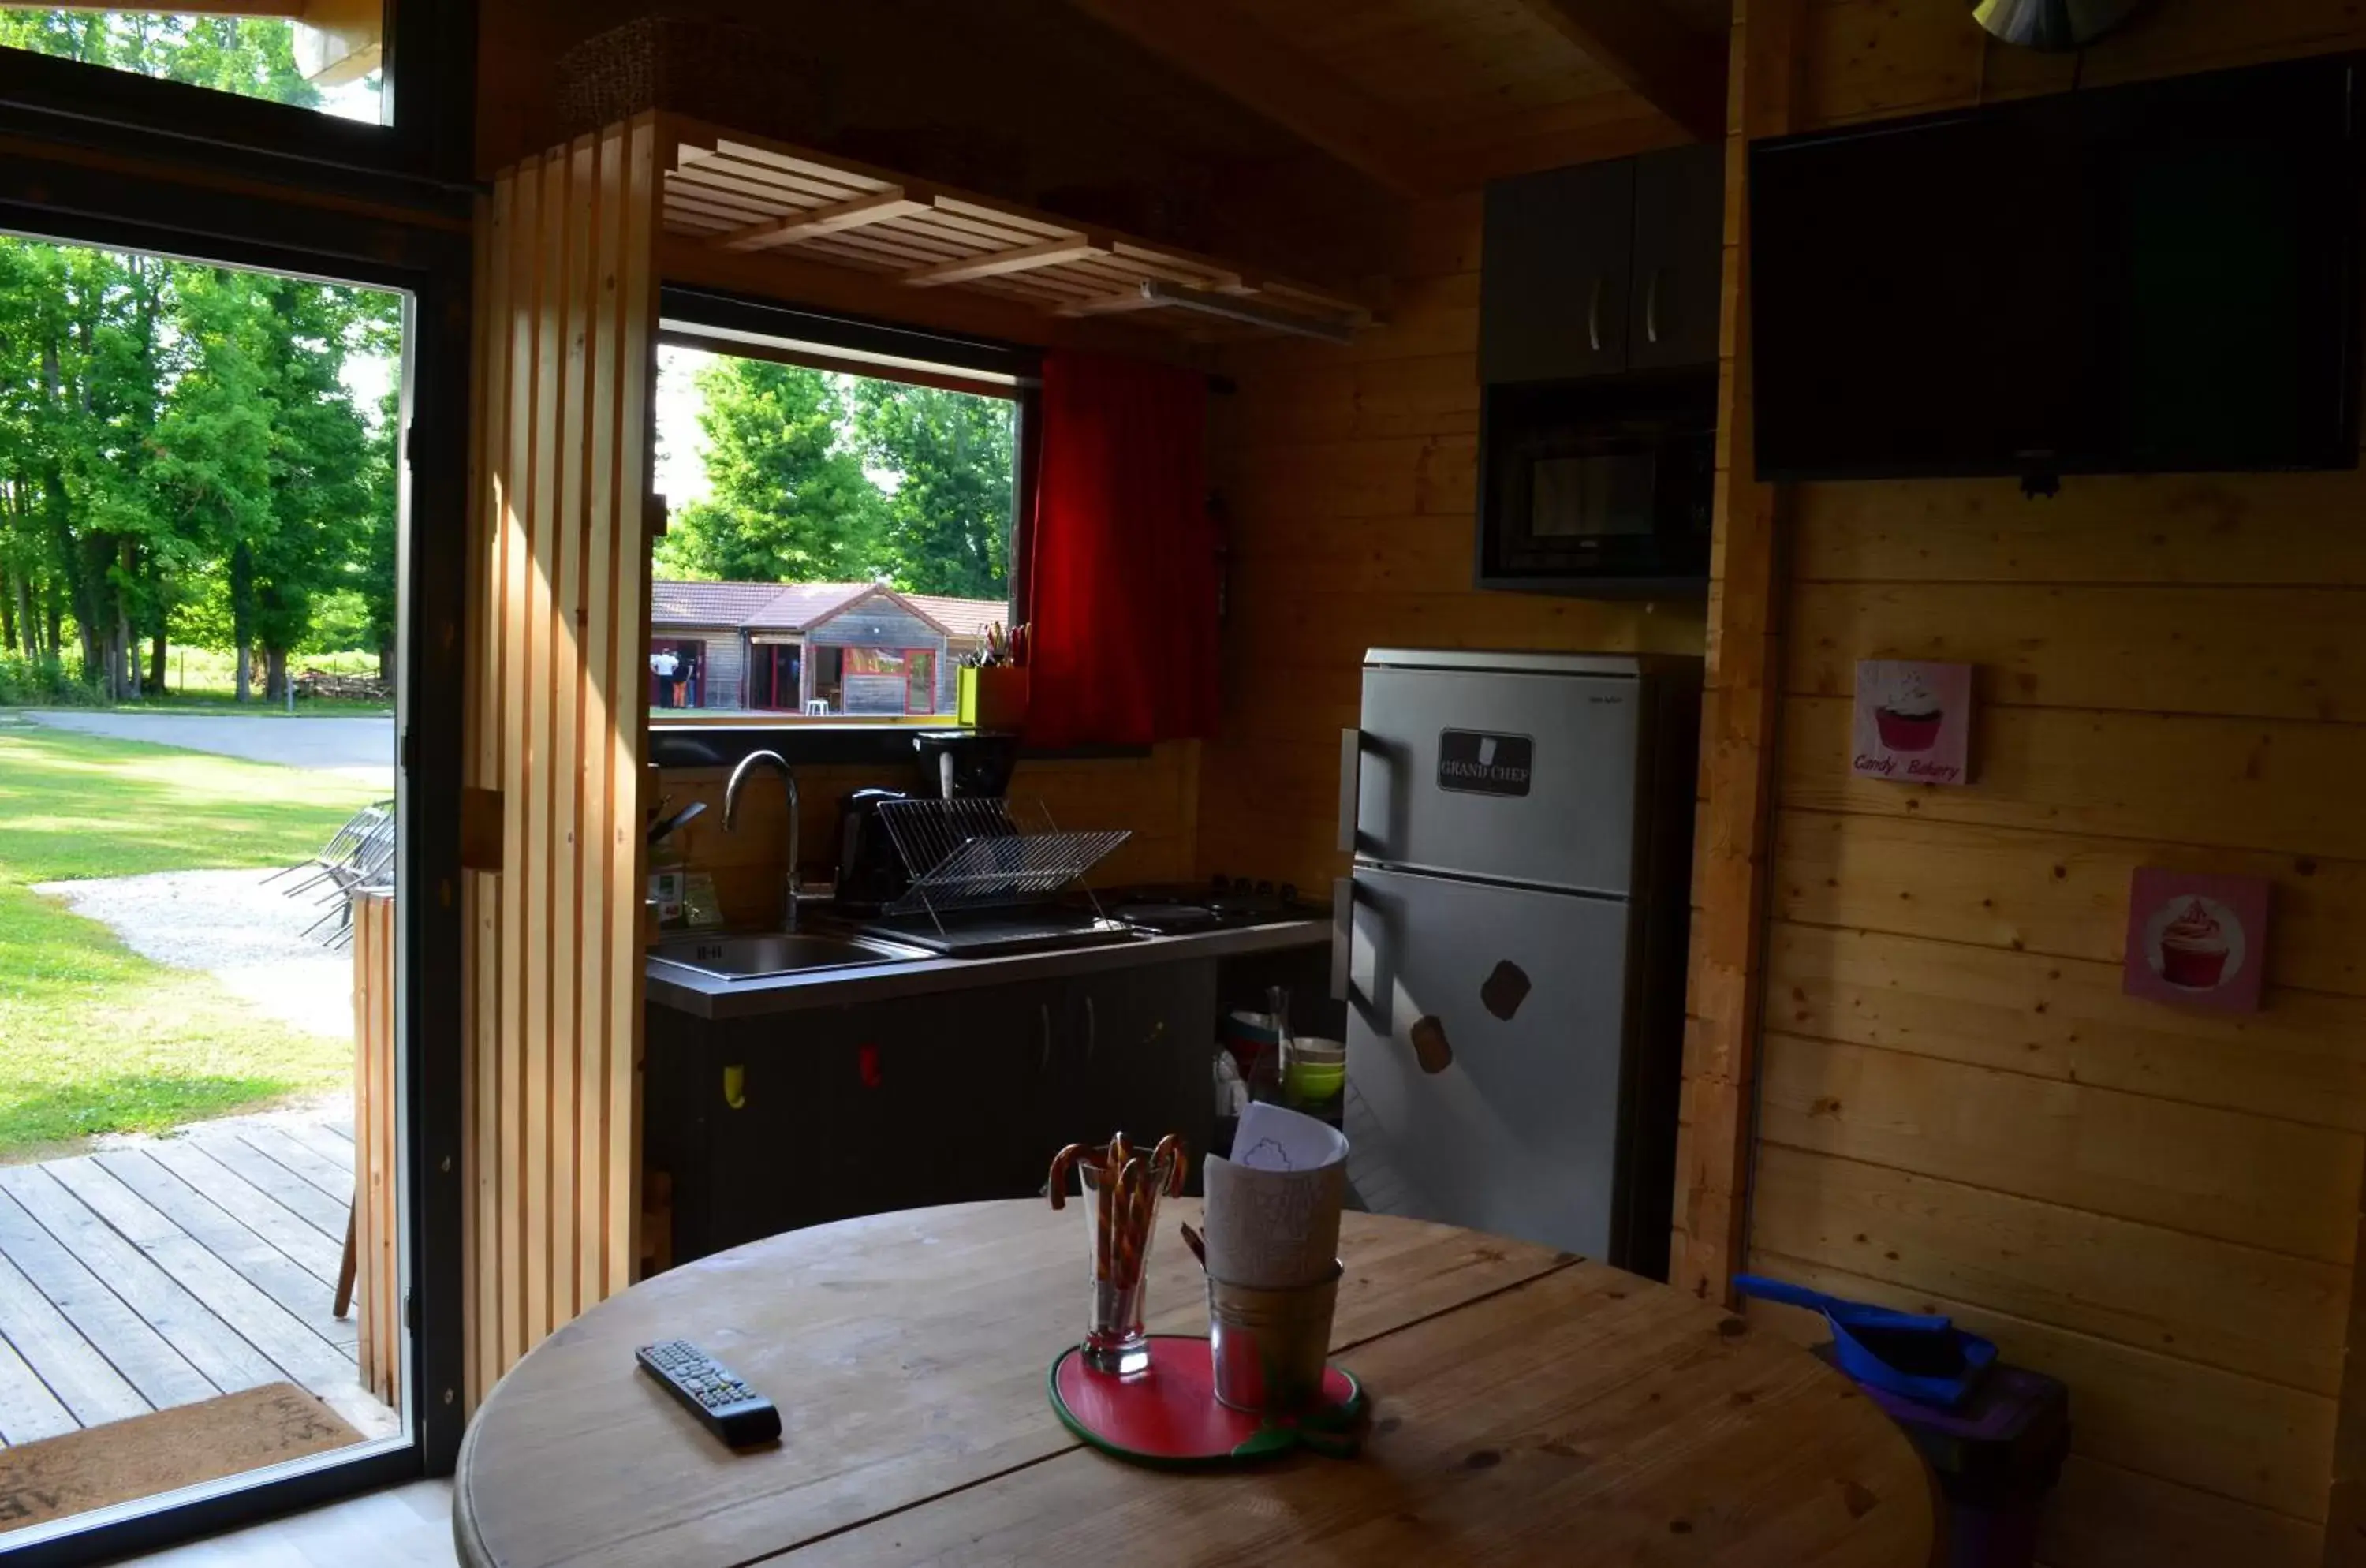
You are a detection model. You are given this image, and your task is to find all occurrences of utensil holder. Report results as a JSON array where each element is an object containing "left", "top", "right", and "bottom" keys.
[
  {"left": 957, "top": 666, "right": 1029, "bottom": 730},
  {"left": 1207, "top": 1263, "right": 1343, "bottom": 1414}
]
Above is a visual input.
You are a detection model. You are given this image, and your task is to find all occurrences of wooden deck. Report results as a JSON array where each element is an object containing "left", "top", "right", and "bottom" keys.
[{"left": 0, "top": 1108, "right": 395, "bottom": 1447}]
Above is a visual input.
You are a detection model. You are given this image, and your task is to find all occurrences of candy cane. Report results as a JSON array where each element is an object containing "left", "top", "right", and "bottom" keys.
[
  {"left": 1149, "top": 1133, "right": 1186, "bottom": 1198},
  {"left": 1114, "top": 1156, "right": 1146, "bottom": 1286},
  {"left": 1046, "top": 1142, "right": 1095, "bottom": 1211}
]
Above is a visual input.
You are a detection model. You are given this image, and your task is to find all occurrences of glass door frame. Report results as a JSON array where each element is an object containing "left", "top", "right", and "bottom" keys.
[{"left": 0, "top": 140, "right": 468, "bottom": 1567}]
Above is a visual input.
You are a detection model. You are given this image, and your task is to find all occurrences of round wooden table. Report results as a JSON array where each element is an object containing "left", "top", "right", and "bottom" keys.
[{"left": 455, "top": 1201, "right": 1931, "bottom": 1567}]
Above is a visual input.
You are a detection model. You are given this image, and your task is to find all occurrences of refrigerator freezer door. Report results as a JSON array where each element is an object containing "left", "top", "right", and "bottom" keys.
[
  {"left": 1341, "top": 866, "right": 1633, "bottom": 1258},
  {"left": 1354, "top": 663, "right": 1641, "bottom": 895}
]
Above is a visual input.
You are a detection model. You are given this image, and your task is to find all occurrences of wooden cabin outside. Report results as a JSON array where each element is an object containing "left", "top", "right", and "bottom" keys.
[{"left": 649, "top": 579, "right": 1002, "bottom": 713}]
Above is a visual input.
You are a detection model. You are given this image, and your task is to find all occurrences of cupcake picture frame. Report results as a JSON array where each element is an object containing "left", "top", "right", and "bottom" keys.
[
  {"left": 1851, "top": 659, "right": 1972, "bottom": 786},
  {"left": 2123, "top": 868, "right": 2270, "bottom": 1014}
]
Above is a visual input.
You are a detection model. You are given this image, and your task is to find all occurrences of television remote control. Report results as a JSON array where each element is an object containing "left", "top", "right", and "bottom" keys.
[{"left": 635, "top": 1340, "right": 781, "bottom": 1448}]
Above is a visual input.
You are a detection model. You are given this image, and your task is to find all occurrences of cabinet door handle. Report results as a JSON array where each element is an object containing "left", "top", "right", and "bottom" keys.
[
  {"left": 1039, "top": 1002, "right": 1052, "bottom": 1072},
  {"left": 1085, "top": 995, "right": 1098, "bottom": 1061},
  {"left": 1645, "top": 267, "right": 1665, "bottom": 345},
  {"left": 1587, "top": 275, "right": 1604, "bottom": 354}
]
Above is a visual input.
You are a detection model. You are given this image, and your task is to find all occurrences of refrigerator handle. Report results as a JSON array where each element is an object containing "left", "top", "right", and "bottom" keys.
[
  {"left": 1330, "top": 877, "right": 1354, "bottom": 1002},
  {"left": 1337, "top": 727, "right": 1363, "bottom": 856}
]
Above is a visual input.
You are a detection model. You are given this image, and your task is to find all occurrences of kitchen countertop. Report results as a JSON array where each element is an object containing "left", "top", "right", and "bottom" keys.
[{"left": 644, "top": 916, "right": 1330, "bottom": 1020}]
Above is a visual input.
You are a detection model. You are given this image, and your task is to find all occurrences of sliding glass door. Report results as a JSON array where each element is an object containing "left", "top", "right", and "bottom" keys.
[{"left": 0, "top": 156, "right": 465, "bottom": 1567}]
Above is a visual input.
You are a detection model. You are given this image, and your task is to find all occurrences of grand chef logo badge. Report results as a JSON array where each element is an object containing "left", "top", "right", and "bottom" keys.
[{"left": 1437, "top": 730, "right": 1532, "bottom": 797}]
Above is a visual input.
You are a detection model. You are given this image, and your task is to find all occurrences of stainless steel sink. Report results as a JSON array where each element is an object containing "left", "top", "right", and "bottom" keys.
[{"left": 647, "top": 931, "right": 930, "bottom": 981}]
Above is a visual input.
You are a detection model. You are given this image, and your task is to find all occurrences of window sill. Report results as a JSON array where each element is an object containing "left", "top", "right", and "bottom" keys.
[{"left": 649, "top": 723, "right": 1150, "bottom": 770}]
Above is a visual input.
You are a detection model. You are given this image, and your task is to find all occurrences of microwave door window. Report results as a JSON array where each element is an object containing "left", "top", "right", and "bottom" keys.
[{"left": 1532, "top": 454, "right": 1658, "bottom": 538}]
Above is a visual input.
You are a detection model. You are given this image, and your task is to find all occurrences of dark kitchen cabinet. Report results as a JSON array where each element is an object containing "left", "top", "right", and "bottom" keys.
[
  {"left": 647, "top": 961, "right": 1222, "bottom": 1267},
  {"left": 649, "top": 987, "right": 1049, "bottom": 1264},
  {"left": 1045, "top": 962, "right": 1218, "bottom": 1195},
  {"left": 1480, "top": 144, "right": 1724, "bottom": 384},
  {"left": 1481, "top": 159, "right": 1635, "bottom": 384},
  {"left": 1627, "top": 145, "right": 1726, "bottom": 371}
]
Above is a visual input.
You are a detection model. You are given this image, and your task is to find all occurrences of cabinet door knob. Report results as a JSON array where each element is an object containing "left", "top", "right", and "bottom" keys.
[
  {"left": 1645, "top": 267, "right": 1666, "bottom": 345},
  {"left": 1587, "top": 275, "right": 1605, "bottom": 354}
]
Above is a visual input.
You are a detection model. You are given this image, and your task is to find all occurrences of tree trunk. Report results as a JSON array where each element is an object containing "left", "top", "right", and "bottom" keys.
[
  {"left": 13, "top": 573, "right": 32, "bottom": 659},
  {"left": 148, "top": 629, "right": 166, "bottom": 694},
  {"left": 231, "top": 542, "right": 254, "bottom": 703},
  {"left": 43, "top": 587, "right": 61, "bottom": 666},
  {"left": 115, "top": 541, "right": 136, "bottom": 700},
  {"left": 264, "top": 646, "right": 289, "bottom": 704},
  {"left": 0, "top": 569, "right": 15, "bottom": 659}
]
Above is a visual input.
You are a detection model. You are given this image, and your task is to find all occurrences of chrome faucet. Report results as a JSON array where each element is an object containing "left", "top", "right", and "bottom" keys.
[{"left": 722, "top": 749, "right": 811, "bottom": 933}]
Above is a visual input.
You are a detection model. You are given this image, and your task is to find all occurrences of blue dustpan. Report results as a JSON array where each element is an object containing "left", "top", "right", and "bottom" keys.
[{"left": 1733, "top": 1275, "right": 1998, "bottom": 1409}]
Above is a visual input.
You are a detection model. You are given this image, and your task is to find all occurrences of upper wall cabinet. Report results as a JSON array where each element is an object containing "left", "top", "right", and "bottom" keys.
[
  {"left": 1481, "top": 144, "right": 1724, "bottom": 384},
  {"left": 1481, "top": 159, "right": 1635, "bottom": 383}
]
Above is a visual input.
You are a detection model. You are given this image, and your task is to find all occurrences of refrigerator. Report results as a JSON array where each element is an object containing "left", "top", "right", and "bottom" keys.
[{"left": 1333, "top": 648, "right": 1700, "bottom": 1277}]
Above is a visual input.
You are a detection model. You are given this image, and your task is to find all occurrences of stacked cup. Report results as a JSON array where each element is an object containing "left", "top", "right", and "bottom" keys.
[{"left": 1199, "top": 1103, "right": 1350, "bottom": 1413}]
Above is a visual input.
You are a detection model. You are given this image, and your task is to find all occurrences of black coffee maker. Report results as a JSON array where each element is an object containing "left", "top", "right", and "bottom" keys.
[{"left": 834, "top": 731, "right": 1021, "bottom": 913}]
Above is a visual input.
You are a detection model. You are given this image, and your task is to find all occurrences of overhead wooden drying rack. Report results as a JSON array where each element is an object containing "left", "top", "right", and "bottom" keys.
[{"left": 657, "top": 121, "right": 1371, "bottom": 344}]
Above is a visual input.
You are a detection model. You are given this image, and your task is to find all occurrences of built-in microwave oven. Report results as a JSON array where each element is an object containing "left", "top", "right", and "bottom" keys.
[{"left": 1476, "top": 371, "right": 1717, "bottom": 596}]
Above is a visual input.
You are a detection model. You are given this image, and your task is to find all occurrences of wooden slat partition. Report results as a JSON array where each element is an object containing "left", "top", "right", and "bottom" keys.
[
  {"left": 350, "top": 888, "right": 398, "bottom": 1409},
  {"left": 1716, "top": 4, "right": 2366, "bottom": 1560},
  {"left": 463, "top": 114, "right": 659, "bottom": 1408}
]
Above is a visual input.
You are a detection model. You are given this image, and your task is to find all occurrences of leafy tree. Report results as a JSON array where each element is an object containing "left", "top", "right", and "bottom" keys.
[
  {"left": 849, "top": 379, "right": 1013, "bottom": 600},
  {"left": 0, "top": 11, "right": 319, "bottom": 110},
  {"left": 0, "top": 229, "right": 395, "bottom": 704},
  {"left": 658, "top": 358, "right": 890, "bottom": 583}
]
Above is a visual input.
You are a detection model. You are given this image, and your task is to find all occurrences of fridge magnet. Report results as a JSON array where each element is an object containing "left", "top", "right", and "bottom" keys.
[
  {"left": 2122, "top": 868, "right": 2269, "bottom": 1014},
  {"left": 1852, "top": 660, "right": 1973, "bottom": 786}
]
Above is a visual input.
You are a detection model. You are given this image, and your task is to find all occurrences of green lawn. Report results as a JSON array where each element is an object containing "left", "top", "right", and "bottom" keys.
[{"left": 0, "top": 725, "right": 379, "bottom": 1160}]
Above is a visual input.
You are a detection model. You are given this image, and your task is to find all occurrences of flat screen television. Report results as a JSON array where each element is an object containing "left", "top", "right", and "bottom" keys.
[{"left": 1750, "top": 55, "right": 2360, "bottom": 483}]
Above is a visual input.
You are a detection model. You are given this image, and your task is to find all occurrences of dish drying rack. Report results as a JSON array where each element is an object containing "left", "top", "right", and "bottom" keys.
[{"left": 875, "top": 797, "right": 1131, "bottom": 934}]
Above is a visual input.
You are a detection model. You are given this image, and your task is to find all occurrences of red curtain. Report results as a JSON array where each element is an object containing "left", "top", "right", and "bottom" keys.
[{"left": 1023, "top": 351, "right": 1218, "bottom": 749}]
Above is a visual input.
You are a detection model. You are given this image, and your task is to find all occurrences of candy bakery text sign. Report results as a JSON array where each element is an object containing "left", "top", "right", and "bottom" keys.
[{"left": 1851, "top": 659, "right": 1972, "bottom": 786}]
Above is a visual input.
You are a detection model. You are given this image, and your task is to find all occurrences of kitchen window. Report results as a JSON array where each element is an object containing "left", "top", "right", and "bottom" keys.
[{"left": 653, "top": 286, "right": 1033, "bottom": 737}]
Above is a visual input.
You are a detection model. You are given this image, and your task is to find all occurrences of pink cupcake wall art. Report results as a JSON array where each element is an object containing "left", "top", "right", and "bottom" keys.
[
  {"left": 2123, "top": 868, "right": 2270, "bottom": 1014},
  {"left": 1851, "top": 659, "right": 1972, "bottom": 786}
]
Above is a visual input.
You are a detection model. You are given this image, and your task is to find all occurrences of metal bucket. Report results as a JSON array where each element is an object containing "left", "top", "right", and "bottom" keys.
[{"left": 1207, "top": 1262, "right": 1343, "bottom": 1414}]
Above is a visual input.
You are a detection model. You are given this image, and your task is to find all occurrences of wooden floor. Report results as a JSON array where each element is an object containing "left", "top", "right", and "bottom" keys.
[
  {"left": 0, "top": 1108, "right": 395, "bottom": 1447},
  {"left": 131, "top": 1480, "right": 453, "bottom": 1566}
]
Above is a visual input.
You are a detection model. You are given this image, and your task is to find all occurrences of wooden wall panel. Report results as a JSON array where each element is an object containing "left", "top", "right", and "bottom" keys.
[
  {"left": 464, "top": 116, "right": 659, "bottom": 1408},
  {"left": 1731, "top": 4, "right": 2366, "bottom": 1556},
  {"left": 1751, "top": 1145, "right": 2350, "bottom": 1394},
  {"left": 350, "top": 890, "right": 399, "bottom": 1409},
  {"left": 1747, "top": 1250, "right": 2335, "bottom": 1523},
  {"left": 650, "top": 745, "right": 1201, "bottom": 931}
]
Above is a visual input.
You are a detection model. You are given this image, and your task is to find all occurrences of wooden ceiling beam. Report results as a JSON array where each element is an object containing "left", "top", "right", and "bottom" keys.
[
  {"left": 713, "top": 189, "right": 929, "bottom": 252},
  {"left": 901, "top": 237, "right": 1108, "bottom": 288},
  {"left": 1058, "top": 0, "right": 1438, "bottom": 199},
  {"left": 1508, "top": 0, "right": 1730, "bottom": 144}
]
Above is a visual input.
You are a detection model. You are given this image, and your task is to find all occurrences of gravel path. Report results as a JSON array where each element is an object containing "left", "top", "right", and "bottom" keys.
[
  {"left": 33, "top": 868, "right": 354, "bottom": 1040},
  {"left": 24, "top": 711, "right": 394, "bottom": 786}
]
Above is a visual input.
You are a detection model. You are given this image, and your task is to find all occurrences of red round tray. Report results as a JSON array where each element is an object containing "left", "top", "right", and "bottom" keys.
[{"left": 1047, "top": 1335, "right": 1367, "bottom": 1467}]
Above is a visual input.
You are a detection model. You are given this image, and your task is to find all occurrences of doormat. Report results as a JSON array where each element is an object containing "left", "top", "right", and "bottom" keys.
[{"left": 0, "top": 1383, "right": 364, "bottom": 1533}]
